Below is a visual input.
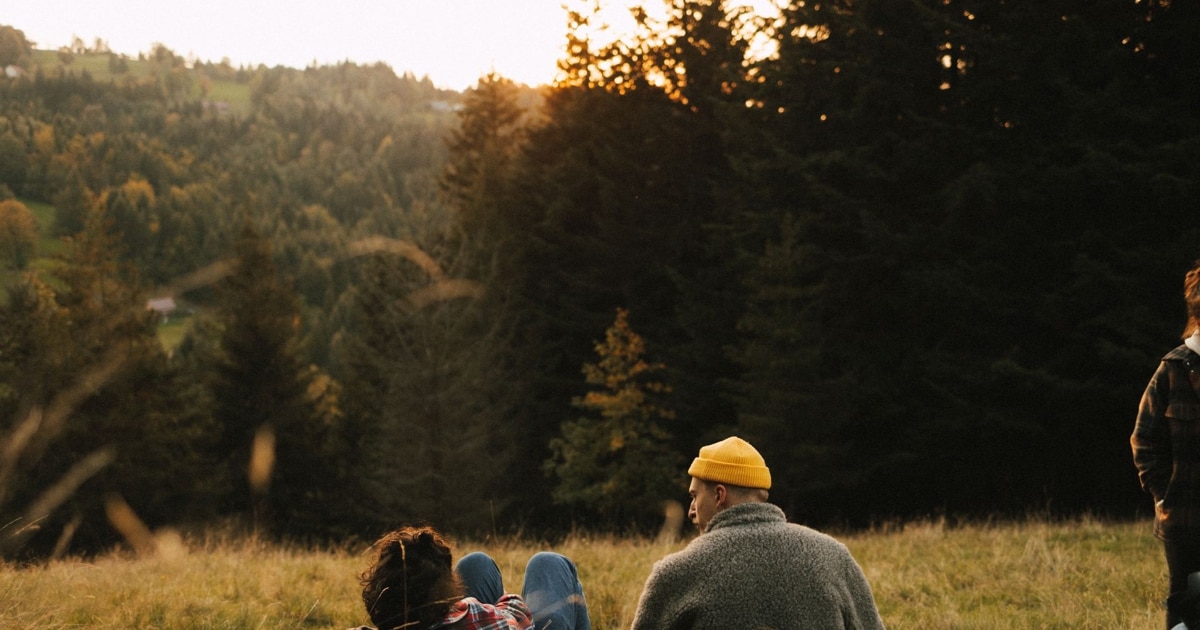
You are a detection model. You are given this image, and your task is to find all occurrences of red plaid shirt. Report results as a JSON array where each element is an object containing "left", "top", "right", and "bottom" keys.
[
  {"left": 350, "top": 594, "right": 533, "bottom": 630},
  {"left": 431, "top": 595, "right": 533, "bottom": 630}
]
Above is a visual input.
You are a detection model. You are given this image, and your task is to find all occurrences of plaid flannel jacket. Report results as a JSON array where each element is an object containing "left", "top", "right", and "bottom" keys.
[
  {"left": 1132, "top": 344, "right": 1200, "bottom": 539},
  {"left": 431, "top": 595, "right": 533, "bottom": 630},
  {"left": 350, "top": 594, "right": 532, "bottom": 630}
]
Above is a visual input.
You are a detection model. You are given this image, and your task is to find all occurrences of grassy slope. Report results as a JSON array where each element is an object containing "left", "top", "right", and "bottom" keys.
[
  {"left": 25, "top": 199, "right": 62, "bottom": 257},
  {"left": 0, "top": 518, "right": 1165, "bottom": 629},
  {"left": 3, "top": 198, "right": 189, "bottom": 348},
  {"left": 28, "top": 49, "right": 252, "bottom": 112}
]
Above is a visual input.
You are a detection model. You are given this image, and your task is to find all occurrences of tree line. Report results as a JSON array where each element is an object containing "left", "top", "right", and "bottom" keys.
[{"left": 0, "top": 0, "right": 1197, "bottom": 558}]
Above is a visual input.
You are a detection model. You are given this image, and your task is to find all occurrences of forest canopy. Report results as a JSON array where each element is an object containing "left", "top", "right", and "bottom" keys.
[{"left": 1, "top": 0, "right": 1198, "bottom": 558}]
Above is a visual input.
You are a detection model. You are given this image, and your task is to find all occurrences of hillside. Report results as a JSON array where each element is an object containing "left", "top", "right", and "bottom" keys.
[
  {"left": 2, "top": 4, "right": 1198, "bottom": 560},
  {"left": 27, "top": 48, "right": 253, "bottom": 114}
]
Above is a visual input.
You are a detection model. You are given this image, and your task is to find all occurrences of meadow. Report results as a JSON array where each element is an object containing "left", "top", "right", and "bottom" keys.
[
  {"left": 0, "top": 516, "right": 1166, "bottom": 629},
  {"left": 29, "top": 49, "right": 253, "bottom": 112}
]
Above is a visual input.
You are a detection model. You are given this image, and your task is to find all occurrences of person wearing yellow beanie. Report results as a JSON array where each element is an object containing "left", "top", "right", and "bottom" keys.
[
  {"left": 684, "top": 436, "right": 772, "bottom": 532},
  {"left": 688, "top": 435, "right": 772, "bottom": 489},
  {"left": 631, "top": 436, "right": 884, "bottom": 630}
]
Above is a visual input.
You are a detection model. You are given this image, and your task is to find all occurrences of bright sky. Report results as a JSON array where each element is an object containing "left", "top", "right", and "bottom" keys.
[{"left": 6, "top": 1, "right": 776, "bottom": 92}]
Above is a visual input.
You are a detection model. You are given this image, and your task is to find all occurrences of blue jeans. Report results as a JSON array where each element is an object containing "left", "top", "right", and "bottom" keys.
[{"left": 456, "top": 551, "right": 590, "bottom": 630}]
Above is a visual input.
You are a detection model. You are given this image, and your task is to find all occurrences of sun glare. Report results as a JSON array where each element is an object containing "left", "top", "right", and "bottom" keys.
[
  {"left": 556, "top": 0, "right": 782, "bottom": 86},
  {"left": 6, "top": 0, "right": 783, "bottom": 91}
]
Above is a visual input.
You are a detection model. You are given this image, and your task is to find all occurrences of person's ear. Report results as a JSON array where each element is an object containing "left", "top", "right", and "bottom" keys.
[{"left": 714, "top": 483, "right": 727, "bottom": 507}]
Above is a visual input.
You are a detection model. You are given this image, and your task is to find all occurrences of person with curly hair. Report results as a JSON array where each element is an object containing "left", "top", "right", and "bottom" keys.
[{"left": 352, "top": 525, "right": 589, "bottom": 630}]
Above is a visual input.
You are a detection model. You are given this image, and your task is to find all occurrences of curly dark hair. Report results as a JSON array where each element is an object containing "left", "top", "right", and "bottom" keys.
[
  {"left": 1185, "top": 260, "right": 1200, "bottom": 339},
  {"left": 359, "top": 525, "right": 464, "bottom": 630}
]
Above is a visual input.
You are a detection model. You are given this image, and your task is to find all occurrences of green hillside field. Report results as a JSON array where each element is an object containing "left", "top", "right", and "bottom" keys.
[
  {"left": 2, "top": 198, "right": 191, "bottom": 348},
  {"left": 28, "top": 49, "right": 252, "bottom": 112}
]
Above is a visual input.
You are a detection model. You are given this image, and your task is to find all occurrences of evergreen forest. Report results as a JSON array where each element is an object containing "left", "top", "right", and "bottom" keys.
[{"left": 0, "top": 0, "right": 1197, "bottom": 558}]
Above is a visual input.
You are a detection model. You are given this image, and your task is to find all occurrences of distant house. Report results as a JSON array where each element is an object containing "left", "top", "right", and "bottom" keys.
[
  {"left": 4, "top": 65, "right": 25, "bottom": 79},
  {"left": 146, "top": 297, "right": 178, "bottom": 321}
]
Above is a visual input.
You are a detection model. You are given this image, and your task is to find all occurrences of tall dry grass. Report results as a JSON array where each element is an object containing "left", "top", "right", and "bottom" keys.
[
  {"left": 0, "top": 517, "right": 1166, "bottom": 629},
  {"left": 851, "top": 515, "right": 1162, "bottom": 629}
]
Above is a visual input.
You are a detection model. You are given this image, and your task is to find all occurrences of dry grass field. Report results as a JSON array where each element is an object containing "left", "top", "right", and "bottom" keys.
[{"left": 0, "top": 516, "right": 1166, "bottom": 629}]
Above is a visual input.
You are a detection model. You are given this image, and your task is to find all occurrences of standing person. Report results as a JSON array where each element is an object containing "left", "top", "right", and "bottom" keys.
[
  {"left": 630, "top": 436, "right": 885, "bottom": 630},
  {"left": 352, "top": 525, "right": 590, "bottom": 630},
  {"left": 1133, "top": 261, "right": 1200, "bottom": 630}
]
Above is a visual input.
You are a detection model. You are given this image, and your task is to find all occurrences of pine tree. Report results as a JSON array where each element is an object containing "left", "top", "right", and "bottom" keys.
[
  {"left": 440, "top": 72, "right": 527, "bottom": 239},
  {"left": 503, "top": 1, "right": 759, "bottom": 468},
  {"left": 337, "top": 236, "right": 518, "bottom": 535},
  {"left": 726, "top": 214, "right": 858, "bottom": 519},
  {"left": 547, "top": 308, "right": 682, "bottom": 529},
  {"left": 206, "top": 221, "right": 340, "bottom": 537}
]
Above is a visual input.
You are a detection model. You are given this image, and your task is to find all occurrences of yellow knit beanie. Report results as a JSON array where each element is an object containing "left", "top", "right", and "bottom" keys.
[{"left": 687, "top": 436, "right": 772, "bottom": 489}]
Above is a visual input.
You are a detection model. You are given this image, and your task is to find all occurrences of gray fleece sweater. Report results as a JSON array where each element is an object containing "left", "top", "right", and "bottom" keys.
[{"left": 630, "top": 502, "right": 884, "bottom": 630}]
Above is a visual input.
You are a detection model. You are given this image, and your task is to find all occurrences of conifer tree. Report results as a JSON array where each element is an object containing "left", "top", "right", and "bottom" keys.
[
  {"left": 726, "top": 214, "right": 858, "bottom": 519},
  {"left": 206, "top": 221, "right": 340, "bottom": 537},
  {"left": 546, "top": 308, "right": 682, "bottom": 529},
  {"left": 336, "top": 236, "right": 518, "bottom": 535},
  {"left": 440, "top": 72, "right": 527, "bottom": 239}
]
